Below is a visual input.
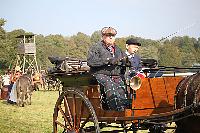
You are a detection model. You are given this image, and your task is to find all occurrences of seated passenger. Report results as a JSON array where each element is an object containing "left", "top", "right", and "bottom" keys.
[
  {"left": 87, "top": 27, "right": 130, "bottom": 111},
  {"left": 125, "top": 38, "right": 142, "bottom": 73},
  {"left": 121, "top": 38, "right": 145, "bottom": 99},
  {"left": 124, "top": 38, "right": 145, "bottom": 78}
]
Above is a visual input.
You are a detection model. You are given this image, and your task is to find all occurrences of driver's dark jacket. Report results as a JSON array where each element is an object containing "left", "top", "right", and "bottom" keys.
[
  {"left": 87, "top": 41, "right": 129, "bottom": 111},
  {"left": 87, "top": 41, "right": 124, "bottom": 76}
]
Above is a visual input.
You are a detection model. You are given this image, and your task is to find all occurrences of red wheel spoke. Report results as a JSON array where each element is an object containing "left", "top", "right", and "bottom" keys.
[
  {"left": 58, "top": 105, "right": 73, "bottom": 129},
  {"left": 64, "top": 95, "right": 73, "bottom": 123},
  {"left": 55, "top": 120, "right": 70, "bottom": 131},
  {"left": 77, "top": 100, "right": 85, "bottom": 129},
  {"left": 72, "top": 94, "right": 77, "bottom": 128}
]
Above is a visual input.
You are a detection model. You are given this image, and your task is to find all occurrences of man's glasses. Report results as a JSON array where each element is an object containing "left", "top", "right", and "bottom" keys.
[{"left": 105, "top": 34, "right": 116, "bottom": 37}]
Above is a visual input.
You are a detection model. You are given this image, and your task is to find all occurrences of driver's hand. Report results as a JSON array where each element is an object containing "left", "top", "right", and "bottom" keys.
[{"left": 107, "top": 57, "right": 119, "bottom": 65}]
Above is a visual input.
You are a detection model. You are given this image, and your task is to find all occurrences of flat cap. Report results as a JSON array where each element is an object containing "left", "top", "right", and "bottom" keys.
[
  {"left": 126, "top": 38, "right": 141, "bottom": 46},
  {"left": 101, "top": 27, "right": 117, "bottom": 36}
]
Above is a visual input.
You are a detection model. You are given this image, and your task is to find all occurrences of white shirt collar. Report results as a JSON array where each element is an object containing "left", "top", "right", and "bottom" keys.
[{"left": 125, "top": 51, "right": 134, "bottom": 58}]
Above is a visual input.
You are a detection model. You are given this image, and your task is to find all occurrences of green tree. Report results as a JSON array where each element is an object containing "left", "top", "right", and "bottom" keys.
[
  {"left": 90, "top": 30, "right": 101, "bottom": 44},
  {"left": 45, "top": 34, "right": 65, "bottom": 47},
  {"left": 139, "top": 45, "right": 159, "bottom": 60},
  {"left": 158, "top": 44, "right": 181, "bottom": 66},
  {"left": 179, "top": 36, "right": 197, "bottom": 66},
  {"left": 0, "top": 18, "right": 6, "bottom": 39},
  {"left": 36, "top": 34, "right": 67, "bottom": 68},
  {"left": 115, "top": 37, "right": 127, "bottom": 50},
  {"left": 195, "top": 38, "right": 200, "bottom": 63},
  {"left": 181, "top": 52, "right": 196, "bottom": 67},
  {"left": 70, "top": 32, "right": 91, "bottom": 59},
  {"left": 0, "top": 19, "right": 16, "bottom": 69}
]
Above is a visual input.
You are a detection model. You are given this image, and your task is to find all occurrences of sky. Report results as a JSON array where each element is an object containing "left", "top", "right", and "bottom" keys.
[{"left": 1, "top": 0, "right": 200, "bottom": 40}]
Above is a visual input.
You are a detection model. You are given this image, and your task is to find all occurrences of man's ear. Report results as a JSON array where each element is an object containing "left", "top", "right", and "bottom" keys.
[{"left": 125, "top": 44, "right": 129, "bottom": 49}]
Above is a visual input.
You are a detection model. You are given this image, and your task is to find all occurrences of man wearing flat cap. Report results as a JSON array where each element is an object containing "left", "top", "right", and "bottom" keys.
[
  {"left": 87, "top": 27, "right": 129, "bottom": 111},
  {"left": 125, "top": 38, "right": 142, "bottom": 72}
]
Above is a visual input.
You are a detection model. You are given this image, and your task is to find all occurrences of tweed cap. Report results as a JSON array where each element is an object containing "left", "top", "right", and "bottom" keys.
[
  {"left": 126, "top": 38, "right": 141, "bottom": 46},
  {"left": 101, "top": 27, "right": 117, "bottom": 36}
]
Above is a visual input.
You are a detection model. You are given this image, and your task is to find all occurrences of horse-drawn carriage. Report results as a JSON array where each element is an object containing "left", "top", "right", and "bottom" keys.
[{"left": 48, "top": 57, "right": 200, "bottom": 133}]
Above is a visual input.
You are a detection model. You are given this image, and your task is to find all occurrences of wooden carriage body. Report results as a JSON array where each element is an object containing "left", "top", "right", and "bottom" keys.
[
  {"left": 52, "top": 72, "right": 184, "bottom": 121},
  {"left": 50, "top": 57, "right": 200, "bottom": 132}
]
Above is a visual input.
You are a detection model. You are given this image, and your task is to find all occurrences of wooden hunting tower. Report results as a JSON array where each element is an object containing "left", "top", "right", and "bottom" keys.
[{"left": 15, "top": 34, "right": 38, "bottom": 73}]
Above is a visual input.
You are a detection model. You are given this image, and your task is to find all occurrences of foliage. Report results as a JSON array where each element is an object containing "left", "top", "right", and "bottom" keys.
[
  {"left": 70, "top": 32, "right": 91, "bottom": 59},
  {"left": 0, "top": 18, "right": 6, "bottom": 39},
  {"left": 0, "top": 18, "right": 200, "bottom": 70},
  {"left": 140, "top": 45, "right": 159, "bottom": 60},
  {"left": 90, "top": 30, "right": 101, "bottom": 44},
  {"left": 115, "top": 37, "right": 127, "bottom": 50},
  {"left": 158, "top": 43, "right": 182, "bottom": 66}
]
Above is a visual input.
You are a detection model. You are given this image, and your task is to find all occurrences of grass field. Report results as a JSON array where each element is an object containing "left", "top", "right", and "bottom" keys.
[
  {"left": 0, "top": 91, "right": 176, "bottom": 133},
  {"left": 0, "top": 91, "right": 58, "bottom": 133}
]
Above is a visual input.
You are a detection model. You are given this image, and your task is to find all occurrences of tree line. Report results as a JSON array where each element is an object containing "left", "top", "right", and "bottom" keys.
[{"left": 0, "top": 18, "right": 200, "bottom": 73}]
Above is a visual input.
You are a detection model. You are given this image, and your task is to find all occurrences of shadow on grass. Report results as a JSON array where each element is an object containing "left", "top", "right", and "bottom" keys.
[
  {"left": 83, "top": 123, "right": 138, "bottom": 133},
  {"left": 1, "top": 100, "right": 17, "bottom": 105}
]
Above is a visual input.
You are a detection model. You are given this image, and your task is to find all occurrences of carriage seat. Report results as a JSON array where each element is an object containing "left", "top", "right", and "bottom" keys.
[
  {"left": 148, "top": 71, "right": 163, "bottom": 78},
  {"left": 143, "top": 68, "right": 163, "bottom": 78}
]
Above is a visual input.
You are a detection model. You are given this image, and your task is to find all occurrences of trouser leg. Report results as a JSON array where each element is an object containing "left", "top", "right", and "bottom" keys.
[{"left": 95, "top": 74, "right": 127, "bottom": 111}]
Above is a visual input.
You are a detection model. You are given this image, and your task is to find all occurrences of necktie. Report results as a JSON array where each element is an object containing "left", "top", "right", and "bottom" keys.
[{"left": 108, "top": 45, "right": 115, "bottom": 56}]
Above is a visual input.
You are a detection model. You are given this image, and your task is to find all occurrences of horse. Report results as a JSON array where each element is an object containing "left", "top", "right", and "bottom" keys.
[
  {"left": 16, "top": 74, "right": 33, "bottom": 107},
  {"left": 175, "top": 72, "right": 200, "bottom": 133}
]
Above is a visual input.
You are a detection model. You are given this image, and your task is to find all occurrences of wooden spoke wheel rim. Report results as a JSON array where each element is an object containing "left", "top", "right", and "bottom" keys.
[{"left": 53, "top": 87, "right": 100, "bottom": 133}]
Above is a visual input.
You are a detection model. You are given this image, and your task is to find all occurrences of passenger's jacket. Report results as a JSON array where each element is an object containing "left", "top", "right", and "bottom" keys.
[
  {"left": 128, "top": 54, "right": 142, "bottom": 72},
  {"left": 87, "top": 41, "right": 124, "bottom": 76}
]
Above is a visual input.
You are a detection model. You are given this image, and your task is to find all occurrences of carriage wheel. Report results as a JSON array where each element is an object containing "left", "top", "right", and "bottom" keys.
[{"left": 53, "top": 87, "right": 100, "bottom": 133}]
